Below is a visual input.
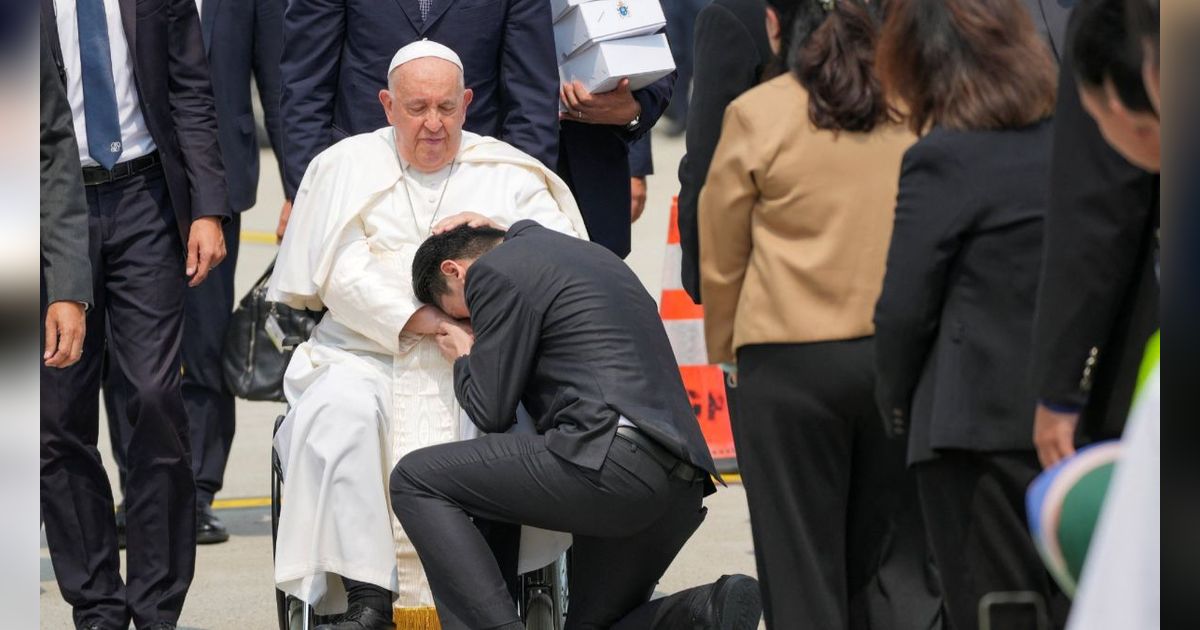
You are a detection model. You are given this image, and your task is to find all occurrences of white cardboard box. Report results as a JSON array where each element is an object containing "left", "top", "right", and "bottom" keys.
[
  {"left": 553, "top": 0, "right": 667, "bottom": 62},
  {"left": 558, "top": 33, "right": 675, "bottom": 94},
  {"left": 551, "top": 0, "right": 593, "bottom": 23}
]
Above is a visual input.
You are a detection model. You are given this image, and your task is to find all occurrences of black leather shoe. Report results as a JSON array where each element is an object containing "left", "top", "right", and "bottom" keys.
[
  {"left": 77, "top": 622, "right": 111, "bottom": 630},
  {"left": 115, "top": 503, "right": 126, "bottom": 550},
  {"left": 702, "top": 574, "right": 762, "bottom": 630},
  {"left": 197, "top": 502, "right": 230, "bottom": 545},
  {"left": 140, "top": 623, "right": 176, "bottom": 630},
  {"left": 313, "top": 603, "right": 393, "bottom": 630},
  {"left": 655, "top": 574, "right": 762, "bottom": 630}
]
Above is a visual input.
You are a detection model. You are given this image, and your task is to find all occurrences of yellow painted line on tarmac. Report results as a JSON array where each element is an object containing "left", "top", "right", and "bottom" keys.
[
  {"left": 241, "top": 230, "right": 278, "bottom": 245},
  {"left": 211, "top": 496, "right": 272, "bottom": 510},
  {"left": 723, "top": 473, "right": 742, "bottom": 484}
]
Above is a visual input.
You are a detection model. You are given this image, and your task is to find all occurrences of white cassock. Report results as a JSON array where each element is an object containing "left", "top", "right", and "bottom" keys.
[{"left": 266, "top": 127, "right": 589, "bottom": 615}]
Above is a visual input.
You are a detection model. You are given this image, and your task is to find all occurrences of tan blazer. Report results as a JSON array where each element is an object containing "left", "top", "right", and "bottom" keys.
[{"left": 699, "top": 75, "right": 916, "bottom": 364}]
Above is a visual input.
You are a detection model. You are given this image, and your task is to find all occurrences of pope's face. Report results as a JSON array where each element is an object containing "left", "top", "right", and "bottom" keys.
[{"left": 380, "top": 58, "right": 474, "bottom": 173}]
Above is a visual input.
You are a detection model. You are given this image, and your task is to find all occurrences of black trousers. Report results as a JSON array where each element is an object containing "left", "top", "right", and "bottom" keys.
[
  {"left": 914, "top": 451, "right": 1070, "bottom": 630},
  {"left": 390, "top": 431, "right": 708, "bottom": 630},
  {"left": 40, "top": 165, "right": 196, "bottom": 629},
  {"left": 105, "top": 213, "right": 240, "bottom": 505},
  {"left": 734, "top": 340, "right": 941, "bottom": 630}
]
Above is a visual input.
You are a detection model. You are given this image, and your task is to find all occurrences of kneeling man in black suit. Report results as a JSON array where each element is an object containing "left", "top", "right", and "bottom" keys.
[{"left": 392, "top": 220, "right": 761, "bottom": 630}]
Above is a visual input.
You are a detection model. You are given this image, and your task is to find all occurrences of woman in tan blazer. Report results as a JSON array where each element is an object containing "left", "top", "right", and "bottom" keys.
[{"left": 698, "top": 1, "right": 932, "bottom": 628}]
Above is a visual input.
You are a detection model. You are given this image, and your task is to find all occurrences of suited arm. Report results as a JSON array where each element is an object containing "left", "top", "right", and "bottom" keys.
[
  {"left": 453, "top": 264, "right": 542, "bottom": 434},
  {"left": 698, "top": 106, "right": 758, "bottom": 365},
  {"left": 318, "top": 218, "right": 425, "bottom": 356},
  {"left": 873, "top": 142, "right": 965, "bottom": 430},
  {"left": 279, "top": 0, "right": 346, "bottom": 198},
  {"left": 252, "top": 0, "right": 287, "bottom": 184},
  {"left": 678, "top": 4, "right": 761, "bottom": 303},
  {"left": 167, "top": 0, "right": 230, "bottom": 220},
  {"left": 621, "top": 70, "right": 675, "bottom": 143},
  {"left": 498, "top": 0, "right": 560, "bottom": 169},
  {"left": 1030, "top": 54, "right": 1158, "bottom": 411},
  {"left": 40, "top": 21, "right": 92, "bottom": 306}
]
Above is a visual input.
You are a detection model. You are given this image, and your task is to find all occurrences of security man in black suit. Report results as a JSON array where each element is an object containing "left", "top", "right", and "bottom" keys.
[
  {"left": 104, "top": 0, "right": 286, "bottom": 546},
  {"left": 40, "top": 0, "right": 229, "bottom": 626},
  {"left": 392, "top": 220, "right": 762, "bottom": 630}
]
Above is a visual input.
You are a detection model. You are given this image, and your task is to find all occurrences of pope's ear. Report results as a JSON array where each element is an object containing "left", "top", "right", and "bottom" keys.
[
  {"left": 379, "top": 89, "right": 395, "bottom": 124},
  {"left": 462, "top": 88, "right": 474, "bottom": 111}
]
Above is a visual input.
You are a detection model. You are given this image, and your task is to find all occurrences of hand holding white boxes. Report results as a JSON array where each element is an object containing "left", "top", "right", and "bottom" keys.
[{"left": 554, "top": 0, "right": 675, "bottom": 100}]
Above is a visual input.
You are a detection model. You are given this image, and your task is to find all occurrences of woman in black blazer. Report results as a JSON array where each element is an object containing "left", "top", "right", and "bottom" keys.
[{"left": 873, "top": 1, "right": 1069, "bottom": 628}]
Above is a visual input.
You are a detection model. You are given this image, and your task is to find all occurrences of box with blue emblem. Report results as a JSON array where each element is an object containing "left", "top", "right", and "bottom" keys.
[
  {"left": 558, "top": 33, "right": 675, "bottom": 95},
  {"left": 552, "top": 0, "right": 667, "bottom": 62}
]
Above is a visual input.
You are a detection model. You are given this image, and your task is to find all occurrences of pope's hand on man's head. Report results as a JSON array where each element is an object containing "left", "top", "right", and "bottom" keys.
[
  {"left": 435, "top": 320, "right": 475, "bottom": 362},
  {"left": 431, "top": 212, "right": 506, "bottom": 235}
]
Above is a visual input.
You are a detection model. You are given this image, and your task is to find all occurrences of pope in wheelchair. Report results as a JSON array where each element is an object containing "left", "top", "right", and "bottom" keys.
[{"left": 267, "top": 40, "right": 586, "bottom": 629}]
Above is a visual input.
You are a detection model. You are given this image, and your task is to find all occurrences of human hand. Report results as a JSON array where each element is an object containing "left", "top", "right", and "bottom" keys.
[
  {"left": 435, "top": 320, "right": 475, "bottom": 362},
  {"left": 276, "top": 199, "right": 293, "bottom": 243},
  {"left": 403, "top": 305, "right": 456, "bottom": 335},
  {"left": 43, "top": 301, "right": 86, "bottom": 368},
  {"left": 186, "top": 216, "right": 227, "bottom": 287},
  {"left": 560, "top": 79, "right": 641, "bottom": 126},
  {"left": 630, "top": 177, "right": 647, "bottom": 223},
  {"left": 431, "top": 212, "right": 505, "bottom": 235},
  {"left": 1033, "top": 403, "right": 1079, "bottom": 468}
]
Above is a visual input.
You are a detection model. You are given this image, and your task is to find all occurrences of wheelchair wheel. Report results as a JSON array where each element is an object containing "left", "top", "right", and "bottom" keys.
[
  {"left": 524, "top": 591, "right": 556, "bottom": 630},
  {"left": 272, "top": 414, "right": 317, "bottom": 630}
]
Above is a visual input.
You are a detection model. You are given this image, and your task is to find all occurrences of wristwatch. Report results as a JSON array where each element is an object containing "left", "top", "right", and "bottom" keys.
[{"left": 624, "top": 114, "right": 641, "bottom": 131}]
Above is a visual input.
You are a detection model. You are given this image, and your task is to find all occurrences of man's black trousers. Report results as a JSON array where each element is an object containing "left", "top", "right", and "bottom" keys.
[
  {"left": 390, "top": 430, "right": 708, "bottom": 630},
  {"left": 104, "top": 213, "right": 240, "bottom": 506},
  {"left": 40, "top": 165, "right": 196, "bottom": 629}
]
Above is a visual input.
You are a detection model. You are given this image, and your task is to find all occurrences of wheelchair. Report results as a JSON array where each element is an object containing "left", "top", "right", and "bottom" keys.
[{"left": 271, "top": 415, "right": 569, "bottom": 630}]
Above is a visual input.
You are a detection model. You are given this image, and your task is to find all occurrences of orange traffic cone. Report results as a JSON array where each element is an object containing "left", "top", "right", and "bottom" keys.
[{"left": 659, "top": 197, "right": 738, "bottom": 473}]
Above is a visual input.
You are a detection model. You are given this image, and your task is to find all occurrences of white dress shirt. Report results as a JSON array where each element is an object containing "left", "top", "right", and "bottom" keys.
[{"left": 53, "top": 0, "right": 156, "bottom": 167}]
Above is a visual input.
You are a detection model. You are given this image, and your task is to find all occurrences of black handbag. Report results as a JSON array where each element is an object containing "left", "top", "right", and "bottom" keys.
[{"left": 222, "top": 259, "right": 323, "bottom": 402}]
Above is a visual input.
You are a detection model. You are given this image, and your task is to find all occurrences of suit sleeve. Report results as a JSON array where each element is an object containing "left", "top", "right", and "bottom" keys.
[
  {"left": 279, "top": 0, "right": 345, "bottom": 199},
  {"left": 453, "top": 264, "right": 542, "bottom": 434},
  {"left": 252, "top": 0, "right": 287, "bottom": 185},
  {"left": 498, "top": 0, "right": 560, "bottom": 169},
  {"left": 678, "top": 4, "right": 761, "bottom": 303},
  {"left": 873, "top": 141, "right": 967, "bottom": 428},
  {"left": 40, "top": 19, "right": 92, "bottom": 307},
  {"left": 622, "top": 70, "right": 675, "bottom": 143},
  {"left": 1030, "top": 46, "right": 1158, "bottom": 411},
  {"left": 629, "top": 133, "right": 653, "bottom": 177},
  {"left": 168, "top": 0, "right": 230, "bottom": 221},
  {"left": 698, "top": 105, "right": 757, "bottom": 365}
]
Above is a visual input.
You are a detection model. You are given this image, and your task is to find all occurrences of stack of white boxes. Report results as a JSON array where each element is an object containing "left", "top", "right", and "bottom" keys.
[{"left": 553, "top": 0, "right": 676, "bottom": 96}]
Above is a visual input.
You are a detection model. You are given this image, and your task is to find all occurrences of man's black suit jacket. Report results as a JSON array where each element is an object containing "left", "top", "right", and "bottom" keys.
[
  {"left": 1030, "top": 10, "right": 1160, "bottom": 441},
  {"left": 452, "top": 221, "right": 718, "bottom": 480},
  {"left": 40, "top": 17, "right": 91, "bottom": 307},
  {"left": 201, "top": 0, "right": 285, "bottom": 213},
  {"left": 675, "top": 0, "right": 772, "bottom": 302},
  {"left": 557, "top": 72, "right": 675, "bottom": 259},
  {"left": 279, "top": 0, "right": 560, "bottom": 198},
  {"left": 874, "top": 122, "right": 1056, "bottom": 463},
  {"left": 41, "top": 0, "right": 230, "bottom": 245}
]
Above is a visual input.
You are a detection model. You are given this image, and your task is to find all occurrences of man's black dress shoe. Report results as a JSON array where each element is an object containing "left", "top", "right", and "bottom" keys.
[
  {"left": 656, "top": 573, "right": 763, "bottom": 629},
  {"left": 313, "top": 603, "right": 394, "bottom": 630},
  {"left": 141, "top": 623, "right": 176, "bottom": 629},
  {"left": 703, "top": 574, "right": 762, "bottom": 630},
  {"left": 197, "top": 502, "right": 230, "bottom": 545}
]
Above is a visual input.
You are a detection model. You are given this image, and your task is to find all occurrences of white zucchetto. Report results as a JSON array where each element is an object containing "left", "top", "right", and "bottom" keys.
[{"left": 387, "top": 40, "right": 464, "bottom": 78}]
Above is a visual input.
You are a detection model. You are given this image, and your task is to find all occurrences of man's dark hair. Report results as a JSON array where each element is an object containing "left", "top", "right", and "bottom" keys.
[
  {"left": 411, "top": 225, "right": 506, "bottom": 305},
  {"left": 1071, "top": 0, "right": 1155, "bottom": 114}
]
